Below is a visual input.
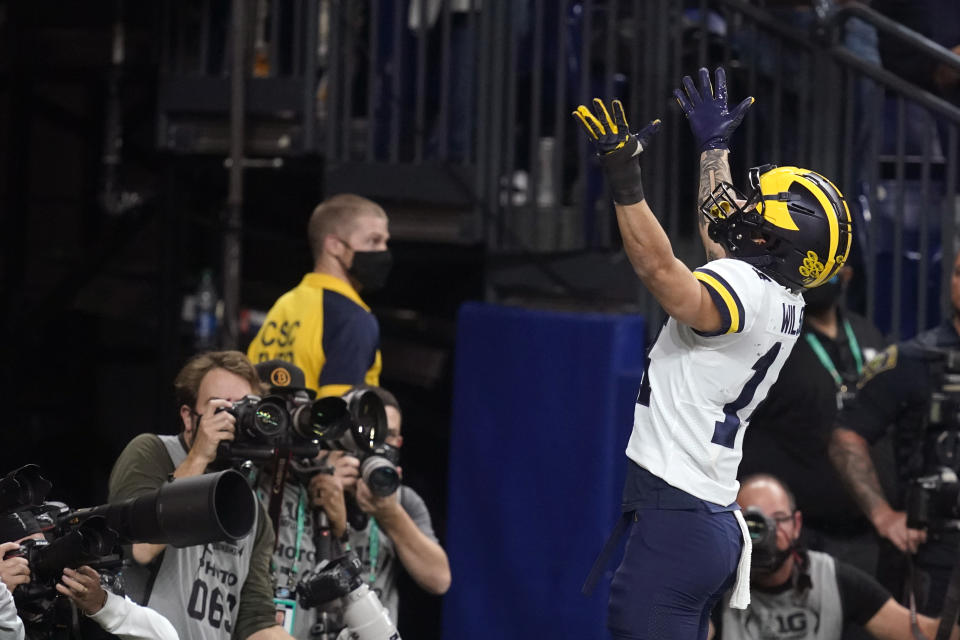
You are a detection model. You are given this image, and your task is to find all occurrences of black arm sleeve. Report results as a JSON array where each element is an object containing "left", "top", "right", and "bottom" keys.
[{"left": 836, "top": 560, "right": 891, "bottom": 626}]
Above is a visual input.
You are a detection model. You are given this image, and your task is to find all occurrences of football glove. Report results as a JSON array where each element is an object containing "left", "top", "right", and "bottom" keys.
[
  {"left": 674, "top": 66, "right": 754, "bottom": 153},
  {"left": 573, "top": 98, "right": 661, "bottom": 205}
]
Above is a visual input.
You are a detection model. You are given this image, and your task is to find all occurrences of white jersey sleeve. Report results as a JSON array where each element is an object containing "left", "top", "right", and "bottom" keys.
[{"left": 692, "top": 258, "right": 767, "bottom": 337}]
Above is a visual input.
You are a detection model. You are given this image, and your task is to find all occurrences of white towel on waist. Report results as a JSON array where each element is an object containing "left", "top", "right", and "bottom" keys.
[{"left": 729, "top": 509, "right": 752, "bottom": 609}]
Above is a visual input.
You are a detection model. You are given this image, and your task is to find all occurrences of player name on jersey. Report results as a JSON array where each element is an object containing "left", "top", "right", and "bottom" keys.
[{"left": 781, "top": 303, "right": 803, "bottom": 336}]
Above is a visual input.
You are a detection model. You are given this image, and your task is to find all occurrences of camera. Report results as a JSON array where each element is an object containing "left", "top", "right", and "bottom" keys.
[
  {"left": 742, "top": 506, "right": 793, "bottom": 574},
  {"left": 217, "top": 390, "right": 385, "bottom": 463},
  {"left": 296, "top": 551, "right": 401, "bottom": 640},
  {"left": 0, "top": 464, "right": 52, "bottom": 515},
  {"left": 906, "top": 349, "right": 960, "bottom": 530},
  {"left": 7, "top": 513, "right": 121, "bottom": 604},
  {"left": 0, "top": 465, "right": 256, "bottom": 630},
  {"left": 289, "top": 388, "right": 401, "bottom": 499}
]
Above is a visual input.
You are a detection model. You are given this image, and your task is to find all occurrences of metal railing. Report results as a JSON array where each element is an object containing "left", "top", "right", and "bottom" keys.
[
  {"left": 158, "top": 0, "right": 960, "bottom": 338},
  {"left": 319, "top": 0, "right": 960, "bottom": 335}
]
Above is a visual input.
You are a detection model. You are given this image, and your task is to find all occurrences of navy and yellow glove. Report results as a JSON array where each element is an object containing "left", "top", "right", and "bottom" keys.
[
  {"left": 674, "top": 66, "right": 754, "bottom": 153},
  {"left": 573, "top": 98, "right": 661, "bottom": 205}
]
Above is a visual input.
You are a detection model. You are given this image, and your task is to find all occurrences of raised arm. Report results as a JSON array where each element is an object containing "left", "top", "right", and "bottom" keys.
[
  {"left": 573, "top": 99, "right": 722, "bottom": 333},
  {"left": 674, "top": 67, "right": 754, "bottom": 261},
  {"left": 697, "top": 151, "right": 734, "bottom": 261}
]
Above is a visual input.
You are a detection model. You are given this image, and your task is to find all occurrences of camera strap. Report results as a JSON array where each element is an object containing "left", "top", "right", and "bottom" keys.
[
  {"left": 805, "top": 318, "right": 863, "bottom": 387},
  {"left": 906, "top": 555, "right": 929, "bottom": 640},
  {"left": 934, "top": 542, "right": 960, "bottom": 640},
  {"left": 368, "top": 518, "right": 380, "bottom": 586},
  {"left": 289, "top": 489, "right": 307, "bottom": 584},
  {"left": 905, "top": 547, "right": 960, "bottom": 640},
  {"left": 267, "top": 451, "right": 293, "bottom": 551}
]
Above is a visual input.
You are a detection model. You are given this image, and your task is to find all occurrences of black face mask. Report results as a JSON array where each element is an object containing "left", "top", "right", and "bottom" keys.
[
  {"left": 347, "top": 249, "right": 393, "bottom": 292},
  {"left": 752, "top": 540, "right": 795, "bottom": 576},
  {"left": 803, "top": 276, "right": 843, "bottom": 315}
]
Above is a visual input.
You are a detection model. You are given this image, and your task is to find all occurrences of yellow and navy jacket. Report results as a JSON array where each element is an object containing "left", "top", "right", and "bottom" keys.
[{"left": 247, "top": 272, "right": 382, "bottom": 397}]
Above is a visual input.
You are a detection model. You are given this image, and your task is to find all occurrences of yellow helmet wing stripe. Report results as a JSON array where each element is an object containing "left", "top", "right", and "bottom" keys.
[
  {"left": 794, "top": 172, "right": 850, "bottom": 287},
  {"left": 694, "top": 269, "right": 744, "bottom": 334},
  {"left": 757, "top": 169, "right": 801, "bottom": 232}
]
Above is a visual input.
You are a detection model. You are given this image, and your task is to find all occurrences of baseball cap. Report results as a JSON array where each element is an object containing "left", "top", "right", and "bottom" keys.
[{"left": 254, "top": 360, "right": 317, "bottom": 399}]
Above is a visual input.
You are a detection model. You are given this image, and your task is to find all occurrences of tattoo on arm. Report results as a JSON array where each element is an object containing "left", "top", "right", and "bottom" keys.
[
  {"left": 829, "top": 431, "right": 889, "bottom": 519},
  {"left": 697, "top": 150, "right": 731, "bottom": 261}
]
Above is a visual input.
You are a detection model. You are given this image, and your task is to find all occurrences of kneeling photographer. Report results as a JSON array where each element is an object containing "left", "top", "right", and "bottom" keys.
[
  {"left": 712, "top": 474, "right": 959, "bottom": 640},
  {"left": 0, "top": 464, "right": 184, "bottom": 640},
  {"left": 108, "top": 351, "right": 295, "bottom": 640},
  {"left": 240, "top": 362, "right": 449, "bottom": 638}
]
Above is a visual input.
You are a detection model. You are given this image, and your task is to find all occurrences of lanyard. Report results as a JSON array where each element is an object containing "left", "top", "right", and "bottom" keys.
[
  {"left": 289, "top": 489, "right": 307, "bottom": 580},
  {"left": 368, "top": 518, "right": 380, "bottom": 585},
  {"left": 804, "top": 318, "right": 863, "bottom": 388}
]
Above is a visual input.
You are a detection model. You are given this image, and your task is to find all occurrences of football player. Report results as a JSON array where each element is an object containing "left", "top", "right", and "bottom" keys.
[{"left": 574, "top": 67, "right": 853, "bottom": 640}]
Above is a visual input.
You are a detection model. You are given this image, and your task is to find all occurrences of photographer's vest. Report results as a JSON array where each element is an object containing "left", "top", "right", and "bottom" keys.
[
  {"left": 262, "top": 478, "right": 320, "bottom": 640},
  {"left": 145, "top": 435, "right": 259, "bottom": 640},
  {"left": 722, "top": 551, "right": 843, "bottom": 640}
]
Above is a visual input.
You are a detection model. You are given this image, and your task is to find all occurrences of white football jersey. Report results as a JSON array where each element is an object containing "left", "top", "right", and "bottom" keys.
[{"left": 626, "top": 258, "right": 805, "bottom": 506}]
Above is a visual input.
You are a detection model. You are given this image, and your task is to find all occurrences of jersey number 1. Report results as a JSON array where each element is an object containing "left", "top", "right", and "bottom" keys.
[{"left": 711, "top": 342, "right": 782, "bottom": 448}]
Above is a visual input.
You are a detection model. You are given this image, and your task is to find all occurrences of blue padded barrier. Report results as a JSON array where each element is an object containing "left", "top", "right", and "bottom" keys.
[{"left": 442, "top": 302, "right": 646, "bottom": 640}]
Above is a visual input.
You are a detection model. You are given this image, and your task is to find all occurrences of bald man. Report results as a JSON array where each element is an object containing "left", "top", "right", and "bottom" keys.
[{"left": 710, "top": 474, "right": 957, "bottom": 640}]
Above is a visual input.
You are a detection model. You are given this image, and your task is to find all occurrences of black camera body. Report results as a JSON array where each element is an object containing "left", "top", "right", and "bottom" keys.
[
  {"left": 296, "top": 551, "right": 401, "bottom": 640},
  {"left": 0, "top": 464, "right": 256, "bottom": 634},
  {"left": 7, "top": 512, "right": 123, "bottom": 610},
  {"left": 283, "top": 389, "right": 401, "bottom": 499},
  {"left": 216, "top": 393, "right": 328, "bottom": 462},
  {"left": 906, "top": 349, "right": 960, "bottom": 531},
  {"left": 906, "top": 349, "right": 960, "bottom": 530},
  {"left": 742, "top": 507, "right": 782, "bottom": 573}
]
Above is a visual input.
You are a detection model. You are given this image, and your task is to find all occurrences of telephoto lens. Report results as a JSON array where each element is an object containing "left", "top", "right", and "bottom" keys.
[{"left": 292, "top": 396, "right": 353, "bottom": 441}]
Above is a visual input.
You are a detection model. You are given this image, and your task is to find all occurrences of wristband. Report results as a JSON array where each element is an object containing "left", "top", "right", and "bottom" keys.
[{"left": 599, "top": 147, "right": 645, "bottom": 205}]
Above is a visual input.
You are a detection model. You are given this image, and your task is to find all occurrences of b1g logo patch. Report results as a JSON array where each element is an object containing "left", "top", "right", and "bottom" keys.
[
  {"left": 858, "top": 345, "right": 898, "bottom": 389},
  {"left": 271, "top": 367, "right": 292, "bottom": 387}
]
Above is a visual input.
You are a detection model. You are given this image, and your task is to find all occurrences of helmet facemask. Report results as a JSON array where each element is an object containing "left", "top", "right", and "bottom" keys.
[{"left": 699, "top": 166, "right": 774, "bottom": 261}]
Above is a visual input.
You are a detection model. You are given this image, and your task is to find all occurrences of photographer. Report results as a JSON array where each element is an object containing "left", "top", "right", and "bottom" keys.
[
  {"left": 712, "top": 474, "right": 958, "bottom": 640},
  {"left": 246, "top": 359, "right": 355, "bottom": 638},
  {"left": 108, "top": 351, "right": 295, "bottom": 640},
  {"left": 0, "top": 509, "right": 178, "bottom": 640},
  {"left": 249, "top": 363, "right": 449, "bottom": 636},
  {"left": 247, "top": 194, "right": 391, "bottom": 398},
  {"left": 339, "top": 385, "right": 450, "bottom": 626},
  {"left": 829, "top": 252, "right": 960, "bottom": 614}
]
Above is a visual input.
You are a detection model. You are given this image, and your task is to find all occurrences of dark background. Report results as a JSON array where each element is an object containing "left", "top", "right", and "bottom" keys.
[{"left": 0, "top": 3, "right": 482, "bottom": 637}]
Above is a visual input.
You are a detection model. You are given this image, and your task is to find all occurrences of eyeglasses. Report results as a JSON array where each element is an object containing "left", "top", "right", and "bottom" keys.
[{"left": 770, "top": 512, "right": 796, "bottom": 527}]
